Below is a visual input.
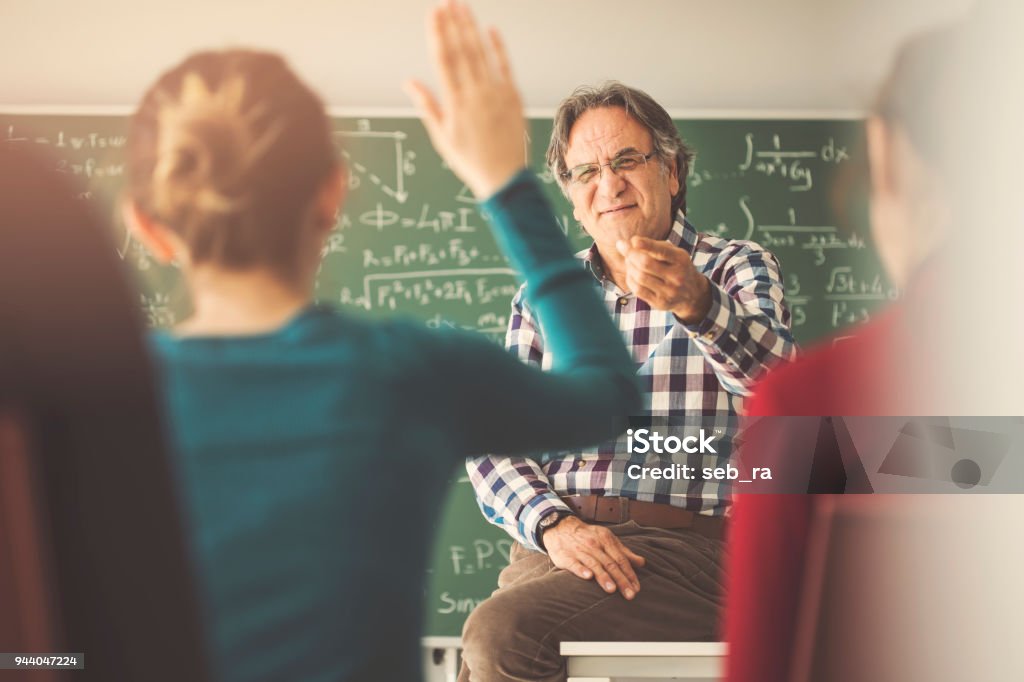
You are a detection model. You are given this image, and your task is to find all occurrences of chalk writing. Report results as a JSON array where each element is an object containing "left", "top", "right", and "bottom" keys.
[
  {"left": 336, "top": 121, "right": 413, "bottom": 203},
  {"left": 363, "top": 268, "right": 517, "bottom": 310}
]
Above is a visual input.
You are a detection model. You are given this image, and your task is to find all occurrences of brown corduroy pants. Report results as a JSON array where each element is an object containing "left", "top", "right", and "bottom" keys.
[{"left": 457, "top": 521, "right": 725, "bottom": 682}]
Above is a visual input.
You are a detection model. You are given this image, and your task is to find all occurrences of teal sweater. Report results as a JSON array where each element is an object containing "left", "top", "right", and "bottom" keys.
[{"left": 151, "top": 171, "right": 640, "bottom": 682}]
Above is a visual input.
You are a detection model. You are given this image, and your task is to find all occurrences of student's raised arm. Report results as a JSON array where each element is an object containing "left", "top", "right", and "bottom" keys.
[{"left": 404, "top": 0, "right": 641, "bottom": 453}]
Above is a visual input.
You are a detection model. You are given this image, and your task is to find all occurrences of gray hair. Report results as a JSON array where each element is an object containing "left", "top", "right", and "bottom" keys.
[{"left": 547, "top": 81, "right": 695, "bottom": 216}]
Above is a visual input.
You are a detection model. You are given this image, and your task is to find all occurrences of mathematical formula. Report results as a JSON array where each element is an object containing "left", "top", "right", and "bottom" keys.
[{"left": 1, "top": 115, "right": 888, "bottom": 339}]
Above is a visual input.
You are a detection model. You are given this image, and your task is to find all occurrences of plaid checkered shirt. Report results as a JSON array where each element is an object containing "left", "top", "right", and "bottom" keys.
[{"left": 466, "top": 214, "right": 797, "bottom": 550}]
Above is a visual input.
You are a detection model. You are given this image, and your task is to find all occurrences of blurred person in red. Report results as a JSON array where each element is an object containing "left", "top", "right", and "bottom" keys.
[{"left": 725, "top": 2, "right": 1024, "bottom": 681}]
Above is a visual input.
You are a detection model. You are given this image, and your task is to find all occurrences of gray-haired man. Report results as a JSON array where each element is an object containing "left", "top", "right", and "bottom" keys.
[{"left": 459, "top": 83, "right": 796, "bottom": 682}]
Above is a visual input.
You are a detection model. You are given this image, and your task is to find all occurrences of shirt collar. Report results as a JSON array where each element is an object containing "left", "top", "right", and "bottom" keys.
[{"left": 580, "top": 211, "right": 699, "bottom": 281}]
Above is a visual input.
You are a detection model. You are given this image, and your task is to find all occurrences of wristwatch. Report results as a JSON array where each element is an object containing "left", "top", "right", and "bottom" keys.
[{"left": 537, "top": 510, "right": 571, "bottom": 550}]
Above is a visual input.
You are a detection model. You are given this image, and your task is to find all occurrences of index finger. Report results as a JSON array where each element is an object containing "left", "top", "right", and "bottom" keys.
[{"left": 629, "top": 236, "right": 687, "bottom": 263}]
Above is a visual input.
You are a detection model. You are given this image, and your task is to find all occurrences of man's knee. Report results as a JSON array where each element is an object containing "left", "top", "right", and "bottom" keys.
[
  {"left": 463, "top": 589, "right": 539, "bottom": 650},
  {"left": 461, "top": 589, "right": 562, "bottom": 678}
]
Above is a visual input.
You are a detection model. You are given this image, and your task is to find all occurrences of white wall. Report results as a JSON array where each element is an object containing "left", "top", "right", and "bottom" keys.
[{"left": 0, "top": 0, "right": 974, "bottom": 113}]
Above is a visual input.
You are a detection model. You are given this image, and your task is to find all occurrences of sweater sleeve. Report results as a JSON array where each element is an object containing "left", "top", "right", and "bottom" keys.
[
  {"left": 463, "top": 286, "right": 573, "bottom": 549},
  {"left": 424, "top": 169, "right": 641, "bottom": 458}
]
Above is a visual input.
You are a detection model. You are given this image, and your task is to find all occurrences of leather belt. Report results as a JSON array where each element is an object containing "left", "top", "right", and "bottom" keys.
[{"left": 561, "top": 495, "right": 727, "bottom": 541}]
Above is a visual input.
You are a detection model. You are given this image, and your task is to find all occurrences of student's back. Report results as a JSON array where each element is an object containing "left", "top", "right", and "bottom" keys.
[
  {"left": 152, "top": 313, "right": 438, "bottom": 680},
  {"left": 124, "top": 6, "right": 640, "bottom": 681},
  {"left": 153, "top": 307, "right": 636, "bottom": 680}
]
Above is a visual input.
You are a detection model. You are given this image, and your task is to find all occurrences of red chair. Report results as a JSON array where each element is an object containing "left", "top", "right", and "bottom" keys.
[
  {"left": 0, "top": 145, "right": 210, "bottom": 681},
  {"left": 1, "top": 410, "right": 59, "bottom": 682}
]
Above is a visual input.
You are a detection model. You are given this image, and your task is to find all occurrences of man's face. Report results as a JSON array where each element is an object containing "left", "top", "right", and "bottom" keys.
[{"left": 563, "top": 106, "right": 679, "bottom": 248}]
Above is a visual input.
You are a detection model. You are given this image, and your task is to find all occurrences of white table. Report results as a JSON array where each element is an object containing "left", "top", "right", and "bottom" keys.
[
  {"left": 423, "top": 636, "right": 462, "bottom": 682},
  {"left": 561, "top": 641, "right": 726, "bottom": 682}
]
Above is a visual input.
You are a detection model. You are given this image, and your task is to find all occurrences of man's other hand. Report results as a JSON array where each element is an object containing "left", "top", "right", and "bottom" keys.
[{"left": 543, "top": 516, "right": 645, "bottom": 599}]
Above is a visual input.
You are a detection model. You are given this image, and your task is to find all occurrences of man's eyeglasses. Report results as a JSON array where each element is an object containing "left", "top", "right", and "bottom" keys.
[{"left": 561, "top": 151, "right": 655, "bottom": 187}]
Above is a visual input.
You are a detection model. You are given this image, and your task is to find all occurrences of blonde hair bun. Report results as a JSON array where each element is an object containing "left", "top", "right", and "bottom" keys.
[{"left": 128, "top": 50, "right": 337, "bottom": 275}]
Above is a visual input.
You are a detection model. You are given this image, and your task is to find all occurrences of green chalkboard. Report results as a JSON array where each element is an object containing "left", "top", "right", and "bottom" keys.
[{"left": 1, "top": 112, "right": 889, "bottom": 636}]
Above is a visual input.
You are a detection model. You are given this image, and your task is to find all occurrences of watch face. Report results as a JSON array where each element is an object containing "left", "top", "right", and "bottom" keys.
[{"left": 541, "top": 513, "right": 562, "bottom": 528}]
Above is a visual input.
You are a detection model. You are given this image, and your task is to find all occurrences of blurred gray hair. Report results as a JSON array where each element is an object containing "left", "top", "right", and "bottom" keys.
[{"left": 546, "top": 81, "right": 695, "bottom": 216}]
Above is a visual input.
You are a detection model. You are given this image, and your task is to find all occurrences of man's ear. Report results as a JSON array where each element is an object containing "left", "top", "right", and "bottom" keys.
[
  {"left": 667, "top": 155, "right": 681, "bottom": 198},
  {"left": 121, "top": 200, "right": 178, "bottom": 264}
]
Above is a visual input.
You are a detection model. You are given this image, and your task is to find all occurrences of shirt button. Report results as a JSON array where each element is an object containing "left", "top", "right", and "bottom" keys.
[
  {"left": 703, "top": 331, "right": 716, "bottom": 341},
  {"left": 617, "top": 296, "right": 629, "bottom": 307}
]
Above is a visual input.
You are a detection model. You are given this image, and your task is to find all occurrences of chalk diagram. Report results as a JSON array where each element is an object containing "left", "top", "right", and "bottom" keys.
[
  {"left": 335, "top": 121, "right": 416, "bottom": 204},
  {"left": 113, "top": 122, "right": 415, "bottom": 268}
]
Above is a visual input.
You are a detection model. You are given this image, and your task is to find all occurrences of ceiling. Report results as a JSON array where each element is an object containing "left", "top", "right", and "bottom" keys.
[{"left": 1, "top": 0, "right": 975, "bottom": 114}]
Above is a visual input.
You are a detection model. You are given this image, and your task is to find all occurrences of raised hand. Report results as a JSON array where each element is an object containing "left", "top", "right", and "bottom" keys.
[{"left": 405, "top": 0, "right": 526, "bottom": 199}]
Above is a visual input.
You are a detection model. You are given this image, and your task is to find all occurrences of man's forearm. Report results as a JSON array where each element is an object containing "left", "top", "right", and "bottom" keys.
[
  {"left": 466, "top": 455, "right": 572, "bottom": 550},
  {"left": 681, "top": 281, "right": 797, "bottom": 394}
]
